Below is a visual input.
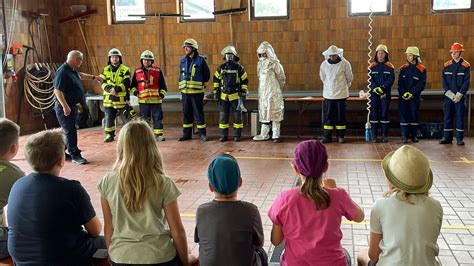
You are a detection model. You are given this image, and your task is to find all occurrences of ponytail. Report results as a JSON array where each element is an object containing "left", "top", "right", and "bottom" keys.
[{"left": 300, "top": 177, "right": 330, "bottom": 210}]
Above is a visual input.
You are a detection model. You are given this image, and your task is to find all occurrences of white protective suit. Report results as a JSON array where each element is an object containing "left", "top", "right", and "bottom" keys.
[
  {"left": 319, "top": 46, "right": 353, "bottom": 99},
  {"left": 254, "top": 41, "right": 286, "bottom": 141}
]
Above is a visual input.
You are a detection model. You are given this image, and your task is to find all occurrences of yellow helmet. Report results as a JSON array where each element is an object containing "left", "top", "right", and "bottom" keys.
[
  {"left": 183, "top": 38, "right": 199, "bottom": 50},
  {"left": 405, "top": 46, "right": 420, "bottom": 57},
  {"left": 221, "top": 46, "right": 237, "bottom": 57},
  {"left": 108, "top": 48, "right": 122, "bottom": 57},
  {"left": 140, "top": 50, "right": 154, "bottom": 60},
  {"left": 376, "top": 44, "right": 388, "bottom": 54}
]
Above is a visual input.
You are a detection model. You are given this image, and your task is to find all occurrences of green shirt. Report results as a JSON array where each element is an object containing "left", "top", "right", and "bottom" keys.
[
  {"left": 98, "top": 172, "right": 181, "bottom": 264},
  {"left": 0, "top": 160, "right": 24, "bottom": 239}
]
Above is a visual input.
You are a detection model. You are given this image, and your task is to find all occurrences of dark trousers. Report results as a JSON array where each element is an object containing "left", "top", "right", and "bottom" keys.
[
  {"left": 0, "top": 227, "right": 8, "bottom": 259},
  {"left": 398, "top": 98, "right": 420, "bottom": 138},
  {"left": 104, "top": 107, "right": 130, "bottom": 136},
  {"left": 55, "top": 103, "right": 81, "bottom": 157},
  {"left": 219, "top": 99, "right": 243, "bottom": 137},
  {"left": 369, "top": 92, "right": 391, "bottom": 136},
  {"left": 182, "top": 93, "right": 206, "bottom": 137},
  {"left": 323, "top": 99, "right": 347, "bottom": 137},
  {"left": 112, "top": 255, "right": 181, "bottom": 266},
  {"left": 140, "top": 103, "right": 164, "bottom": 136},
  {"left": 443, "top": 97, "right": 466, "bottom": 140}
]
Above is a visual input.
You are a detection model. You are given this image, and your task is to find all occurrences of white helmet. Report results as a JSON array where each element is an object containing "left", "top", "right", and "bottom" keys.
[
  {"left": 183, "top": 38, "right": 199, "bottom": 50},
  {"left": 108, "top": 48, "right": 122, "bottom": 57},
  {"left": 140, "top": 50, "right": 154, "bottom": 60}
]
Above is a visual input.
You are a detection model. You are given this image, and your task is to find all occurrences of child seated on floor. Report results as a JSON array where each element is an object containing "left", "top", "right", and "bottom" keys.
[
  {"left": 268, "top": 140, "right": 364, "bottom": 266},
  {"left": 0, "top": 118, "right": 25, "bottom": 259},
  {"left": 99, "top": 120, "right": 196, "bottom": 266},
  {"left": 357, "top": 145, "right": 443, "bottom": 266},
  {"left": 7, "top": 128, "right": 105, "bottom": 265},
  {"left": 194, "top": 153, "right": 267, "bottom": 266}
]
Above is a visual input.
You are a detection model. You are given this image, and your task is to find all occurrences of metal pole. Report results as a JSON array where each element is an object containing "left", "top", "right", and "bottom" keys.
[
  {"left": 159, "top": 17, "right": 166, "bottom": 71},
  {"left": 229, "top": 14, "right": 233, "bottom": 45},
  {"left": 77, "top": 19, "right": 99, "bottom": 74},
  {"left": 43, "top": 17, "right": 52, "bottom": 62}
]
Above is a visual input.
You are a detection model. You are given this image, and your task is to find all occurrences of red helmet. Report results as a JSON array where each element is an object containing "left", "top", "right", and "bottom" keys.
[{"left": 450, "top": 43, "right": 464, "bottom": 52}]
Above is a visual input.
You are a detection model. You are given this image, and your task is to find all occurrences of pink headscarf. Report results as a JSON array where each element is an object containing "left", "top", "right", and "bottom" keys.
[{"left": 293, "top": 140, "right": 328, "bottom": 179}]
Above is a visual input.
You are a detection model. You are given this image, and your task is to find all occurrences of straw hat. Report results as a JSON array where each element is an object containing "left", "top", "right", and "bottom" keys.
[
  {"left": 322, "top": 45, "right": 343, "bottom": 56},
  {"left": 381, "top": 145, "right": 433, "bottom": 194}
]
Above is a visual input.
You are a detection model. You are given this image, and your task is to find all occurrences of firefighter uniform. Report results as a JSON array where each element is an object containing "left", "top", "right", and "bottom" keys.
[
  {"left": 368, "top": 45, "right": 395, "bottom": 142},
  {"left": 213, "top": 46, "right": 248, "bottom": 142},
  {"left": 440, "top": 43, "right": 471, "bottom": 145},
  {"left": 398, "top": 47, "right": 426, "bottom": 143},
  {"left": 178, "top": 38, "right": 211, "bottom": 141},
  {"left": 130, "top": 50, "right": 168, "bottom": 141},
  {"left": 99, "top": 48, "right": 131, "bottom": 142},
  {"left": 319, "top": 45, "right": 353, "bottom": 143}
]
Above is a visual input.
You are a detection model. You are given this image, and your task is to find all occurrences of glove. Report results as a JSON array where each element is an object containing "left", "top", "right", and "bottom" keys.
[
  {"left": 114, "top": 85, "right": 122, "bottom": 93},
  {"left": 359, "top": 90, "right": 369, "bottom": 99},
  {"left": 445, "top": 90, "right": 456, "bottom": 101},
  {"left": 454, "top": 92, "right": 464, "bottom": 103},
  {"left": 402, "top": 92, "right": 413, "bottom": 100},
  {"left": 373, "top": 87, "right": 385, "bottom": 96}
]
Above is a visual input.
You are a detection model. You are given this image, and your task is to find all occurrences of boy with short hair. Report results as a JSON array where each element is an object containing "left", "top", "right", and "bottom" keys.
[
  {"left": 0, "top": 118, "right": 24, "bottom": 259},
  {"left": 7, "top": 129, "right": 105, "bottom": 264},
  {"left": 194, "top": 153, "right": 265, "bottom": 266}
]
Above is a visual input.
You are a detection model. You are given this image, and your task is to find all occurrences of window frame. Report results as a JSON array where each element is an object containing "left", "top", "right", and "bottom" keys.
[
  {"left": 110, "top": 0, "right": 146, "bottom": 24},
  {"left": 431, "top": 0, "right": 474, "bottom": 13},
  {"left": 250, "top": 0, "right": 289, "bottom": 20},
  {"left": 347, "top": 0, "right": 392, "bottom": 17},
  {"left": 179, "top": 0, "right": 216, "bottom": 22}
]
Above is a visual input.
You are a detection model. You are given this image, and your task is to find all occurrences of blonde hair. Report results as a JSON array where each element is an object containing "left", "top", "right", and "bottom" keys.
[
  {"left": 300, "top": 177, "right": 330, "bottom": 210},
  {"left": 24, "top": 128, "right": 64, "bottom": 172},
  {"left": 383, "top": 184, "right": 429, "bottom": 204},
  {"left": 114, "top": 120, "right": 164, "bottom": 212},
  {"left": 0, "top": 118, "right": 20, "bottom": 156}
]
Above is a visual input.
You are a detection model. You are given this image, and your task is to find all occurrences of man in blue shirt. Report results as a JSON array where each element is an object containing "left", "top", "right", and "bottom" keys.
[
  {"left": 439, "top": 43, "right": 471, "bottom": 146},
  {"left": 7, "top": 129, "right": 104, "bottom": 264},
  {"left": 54, "top": 50, "right": 98, "bottom": 164}
]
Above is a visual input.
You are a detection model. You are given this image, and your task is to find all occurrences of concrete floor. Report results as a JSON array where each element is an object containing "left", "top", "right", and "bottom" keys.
[{"left": 11, "top": 125, "right": 474, "bottom": 265}]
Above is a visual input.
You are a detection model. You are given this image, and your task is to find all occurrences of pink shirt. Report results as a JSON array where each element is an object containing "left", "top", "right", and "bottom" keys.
[{"left": 268, "top": 187, "right": 360, "bottom": 266}]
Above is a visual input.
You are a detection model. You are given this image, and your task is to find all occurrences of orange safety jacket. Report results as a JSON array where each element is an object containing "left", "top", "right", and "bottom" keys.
[{"left": 132, "top": 66, "right": 166, "bottom": 104}]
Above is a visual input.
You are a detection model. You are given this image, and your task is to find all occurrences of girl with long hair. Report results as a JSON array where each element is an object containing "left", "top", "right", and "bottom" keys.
[{"left": 98, "top": 120, "right": 195, "bottom": 265}]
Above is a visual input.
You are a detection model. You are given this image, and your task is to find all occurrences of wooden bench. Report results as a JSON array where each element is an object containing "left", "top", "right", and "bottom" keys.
[{"left": 85, "top": 89, "right": 474, "bottom": 137}]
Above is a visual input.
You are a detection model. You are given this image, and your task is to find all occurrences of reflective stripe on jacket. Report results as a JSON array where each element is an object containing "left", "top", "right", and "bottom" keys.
[{"left": 99, "top": 64, "right": 131, "bottom": 109}]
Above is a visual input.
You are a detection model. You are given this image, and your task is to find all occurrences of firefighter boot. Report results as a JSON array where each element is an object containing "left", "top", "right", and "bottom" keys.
[
  {"left": 220, "top": 128, "right": 229, "bottom": 142},
  {"left": 439, "top": 131, "right": 453, "bottom": 144},
  {"left": 104, "top": 132, "right": 115, "bottom": 143},
  {"left": 234, "top": 128, "right": 242, "bottom": 142},
  {"left": 253, "top": 124, "right": 271, "bottom": 141},
  {"left": 321, "top": 130, "right": 332, "bottom": 143},
  {"left": 179, "top": 127, "right": 192, "bottom": 141},
  {"left": 337, "top": 130, "right": 346, "bottom": 144},
  {"left": 456, "top": 130, "right": 465, "bottom": 146}
]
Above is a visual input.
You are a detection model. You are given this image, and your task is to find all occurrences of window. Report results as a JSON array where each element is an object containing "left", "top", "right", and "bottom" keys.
[
  {"left": 180, "top": 0, "right": 215, "bottom": 21},
  {"left": 432, "top": 0, "right": 473, "bottom": 12},
  {"left": 348, "top": 0, "right": 391, "bottom": 16},
  {"left": 111, "top": 0, "right": 146, "bottom": 23},
  {"left": 250, "top": 0, "right": 289, "bottom": 20}
]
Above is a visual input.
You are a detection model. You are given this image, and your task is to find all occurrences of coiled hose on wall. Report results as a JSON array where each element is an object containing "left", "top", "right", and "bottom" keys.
[{"left": 23, "top": 63, "right": 59, "bottom": 129}]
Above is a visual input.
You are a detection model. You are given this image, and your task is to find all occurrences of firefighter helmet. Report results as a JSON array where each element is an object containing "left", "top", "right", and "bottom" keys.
[
  {"left": 405, "top": 46, "right": 420, "bottom": 57},
  {"left": 183, "top": 38, "right": 199, "bottom": 50},
  {"left": 140, "top": 50, "right": 154, "bottom": 60},
  {"left": 376, "top": 44, "right": 389, "bottom": 54},
  {"left": 221, "top": 46, "right": 238, "bottom": 57},
  {"left": 108, "top": 48, "right": 122, "bottom": 57},
  {"left": 450, "top": 42, "right": 464, "bottom": 52}
]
